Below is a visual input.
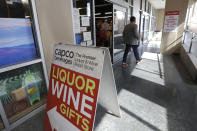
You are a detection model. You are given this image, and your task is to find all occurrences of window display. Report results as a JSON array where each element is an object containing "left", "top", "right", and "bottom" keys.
[
  {"left": 0, "top": 18, "right": 38, "bottom": 67},
  {"left": 0, "top": 0, "right": 39, "bottom": 68},
  {"left": 0, "top": 63, "right": 47, "bottom": 124},
  {"left": 0, "top": 0, "right": 48, "bottom": 129}
]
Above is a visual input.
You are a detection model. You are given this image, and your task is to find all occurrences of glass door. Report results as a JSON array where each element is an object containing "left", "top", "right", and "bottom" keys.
[
  {"left": 95, "top": 0, "right": 113, "bottom": 60},
  {"left": 113, "top": 5, "right": 127, "bottom": 63},
  {"left": 143, "top": 15, "right": 150, "bottom": 43},
  {"left": 139, "top": 12, "right": 150, "bottom": 44}
]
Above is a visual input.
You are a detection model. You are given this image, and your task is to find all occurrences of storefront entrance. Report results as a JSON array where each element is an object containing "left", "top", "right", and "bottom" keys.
[{"left": 95, "top": 1, "right": 127, "bottom": 63}]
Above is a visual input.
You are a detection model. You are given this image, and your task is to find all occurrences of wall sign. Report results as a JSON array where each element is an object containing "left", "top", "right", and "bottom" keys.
[
  {"left": 44, "top": 44, "right": 120, "bottom": 131},
  {"left": 164, "top": 11, "right": 179, "bottom": 32}
]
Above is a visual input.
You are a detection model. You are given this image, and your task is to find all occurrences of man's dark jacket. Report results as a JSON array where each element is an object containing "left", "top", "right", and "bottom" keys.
[{"left": 123, "top": 23, "right": 140, "bottom": 45}]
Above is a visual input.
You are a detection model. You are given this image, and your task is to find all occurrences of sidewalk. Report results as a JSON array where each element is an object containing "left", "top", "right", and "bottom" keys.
[{"left": 12, "top": 40, "right": 197, "bottom": 131}]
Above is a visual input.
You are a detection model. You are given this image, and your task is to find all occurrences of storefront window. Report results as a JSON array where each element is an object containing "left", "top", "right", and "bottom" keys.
[
  {"left": 0, "top": 0, "right": 40, "bottom": 68},
  {"left": 0, "top": 63, "right": 47, "bottom": 124},
  {"left": 114, "top": 10, "right": 126, "bottom": 35},
  {"left": 114, "top": 8, "right": 126, "bottom": 58},
  {"left": 73, "top": 0, "right": 94, "bottom": 46}
]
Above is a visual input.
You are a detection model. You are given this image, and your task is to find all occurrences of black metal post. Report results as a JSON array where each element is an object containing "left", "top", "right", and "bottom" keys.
[
  {"left": 183, "top": 30, "right": 187, "bottom": 44},
  {"left": 189, "top": 36, "right": 193, "bottom": 53},
  {"left": 189, "top": 33, "right": 197, "bottom": 53}
]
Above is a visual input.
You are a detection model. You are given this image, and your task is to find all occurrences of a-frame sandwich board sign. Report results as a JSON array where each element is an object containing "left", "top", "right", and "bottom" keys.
[{"left": 44, "top": 44, "right": 121, "bottom": 131}]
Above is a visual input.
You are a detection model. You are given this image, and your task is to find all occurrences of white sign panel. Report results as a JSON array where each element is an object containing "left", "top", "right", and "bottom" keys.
[
  {"left": 45, "top": 44, "right": 121, "bottom": 131},
  {"left": 81, "top": 16, "right": 90, "bottom": 27},
  {"left": 83, "top": 31, "right": 92, "bottom": 41},
  {"left": 87, "top": 40, "right": 93, "bottom": 46},
  {"left": 164, "top": 11, "right": 179, "bottom": 32},
  {"left": 80, "top": 27, "right": 87, "bottom": 32}
]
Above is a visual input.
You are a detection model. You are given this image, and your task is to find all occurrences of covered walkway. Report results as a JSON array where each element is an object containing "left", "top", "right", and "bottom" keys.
[{"left": 13, "top": 39, "right": 197, "bottom": 131}]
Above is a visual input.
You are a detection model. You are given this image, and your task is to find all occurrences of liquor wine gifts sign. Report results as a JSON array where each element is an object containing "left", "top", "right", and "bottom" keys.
[{"left": 44, "top": 44, "right": 120, "bottom": 131}]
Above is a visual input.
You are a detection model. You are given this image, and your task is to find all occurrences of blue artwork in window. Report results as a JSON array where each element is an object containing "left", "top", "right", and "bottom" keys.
[{"left": 0, "top": 18, "right": 37, "bottom": 67}]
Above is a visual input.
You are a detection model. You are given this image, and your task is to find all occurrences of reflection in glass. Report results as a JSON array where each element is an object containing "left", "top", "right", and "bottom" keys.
[
  {"left": 0, "top": 63, "right": 47, "bottom": 124},
  {"left": 143, "top": 16, "right": 150, "bottom": 42},
  {"left": 114, "top": 10, "right": 126, "bottom": 35},
  {"left": 0, "top": 0, "right": 39, "bottom": 68},
  {"left": 114, "top": 9, "right": 126, "bottom": 57},
  {"left": 140, "top": 15, "right": 150, "bottom": 43},
  {"left": 151, "top": 17, "right": 156, "bottom": 31}
]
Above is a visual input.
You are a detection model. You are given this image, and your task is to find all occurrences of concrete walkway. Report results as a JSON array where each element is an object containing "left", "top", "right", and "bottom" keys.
[{"left": 12, "top": 40, "right": 197, "bottom": 131}]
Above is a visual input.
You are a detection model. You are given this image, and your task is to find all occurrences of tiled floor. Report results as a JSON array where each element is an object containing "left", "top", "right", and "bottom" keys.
[{"left": 12, "top": 40, "right": 197, "bottom": 131}]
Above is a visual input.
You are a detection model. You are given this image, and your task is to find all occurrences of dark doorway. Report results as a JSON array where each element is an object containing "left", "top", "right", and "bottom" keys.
[{"left": 95, "top": 0, "right": 113, "bottom": 60}]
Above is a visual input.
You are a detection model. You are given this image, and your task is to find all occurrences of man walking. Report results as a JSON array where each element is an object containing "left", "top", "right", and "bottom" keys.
[{"left": 122, "top": 16, "right": 141, "bottom": 67}]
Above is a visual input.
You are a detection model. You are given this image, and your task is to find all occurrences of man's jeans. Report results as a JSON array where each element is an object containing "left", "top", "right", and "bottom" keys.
[{"left": 123, "top": 44, "right": 140, "bottom": 63}]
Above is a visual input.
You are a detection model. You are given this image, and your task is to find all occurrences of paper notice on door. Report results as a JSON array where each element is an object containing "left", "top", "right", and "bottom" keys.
[
  {"left": 80, "top": 27, "right": 87, "bottom": 32},
  {"left": 83, "top": 32, "right": 91, "bottom": 41},
  {"left": 80, "top": 41, "right": 87, "bottom": 46},
  {"left": 81, "top": 16, "right": 90, "bottom": 26},
  {"left": 87, "top": 40, "right": 93, "bottom": 46},
  {"left": 114, "top": 24, "right": 118, "bottom": 31}
]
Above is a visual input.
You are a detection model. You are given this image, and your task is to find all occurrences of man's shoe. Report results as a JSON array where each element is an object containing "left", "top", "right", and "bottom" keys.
[{"left": 136, "top": 59, "right": 142, "bottom": 64}]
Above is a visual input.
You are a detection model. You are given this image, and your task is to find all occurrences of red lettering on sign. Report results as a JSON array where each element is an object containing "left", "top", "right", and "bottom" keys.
[
  {"left": 166, "top": 11, "right": 179, "bottom": 16},
  {"left": 44, "top": 64, "right": 100, "bottom": 131}
]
